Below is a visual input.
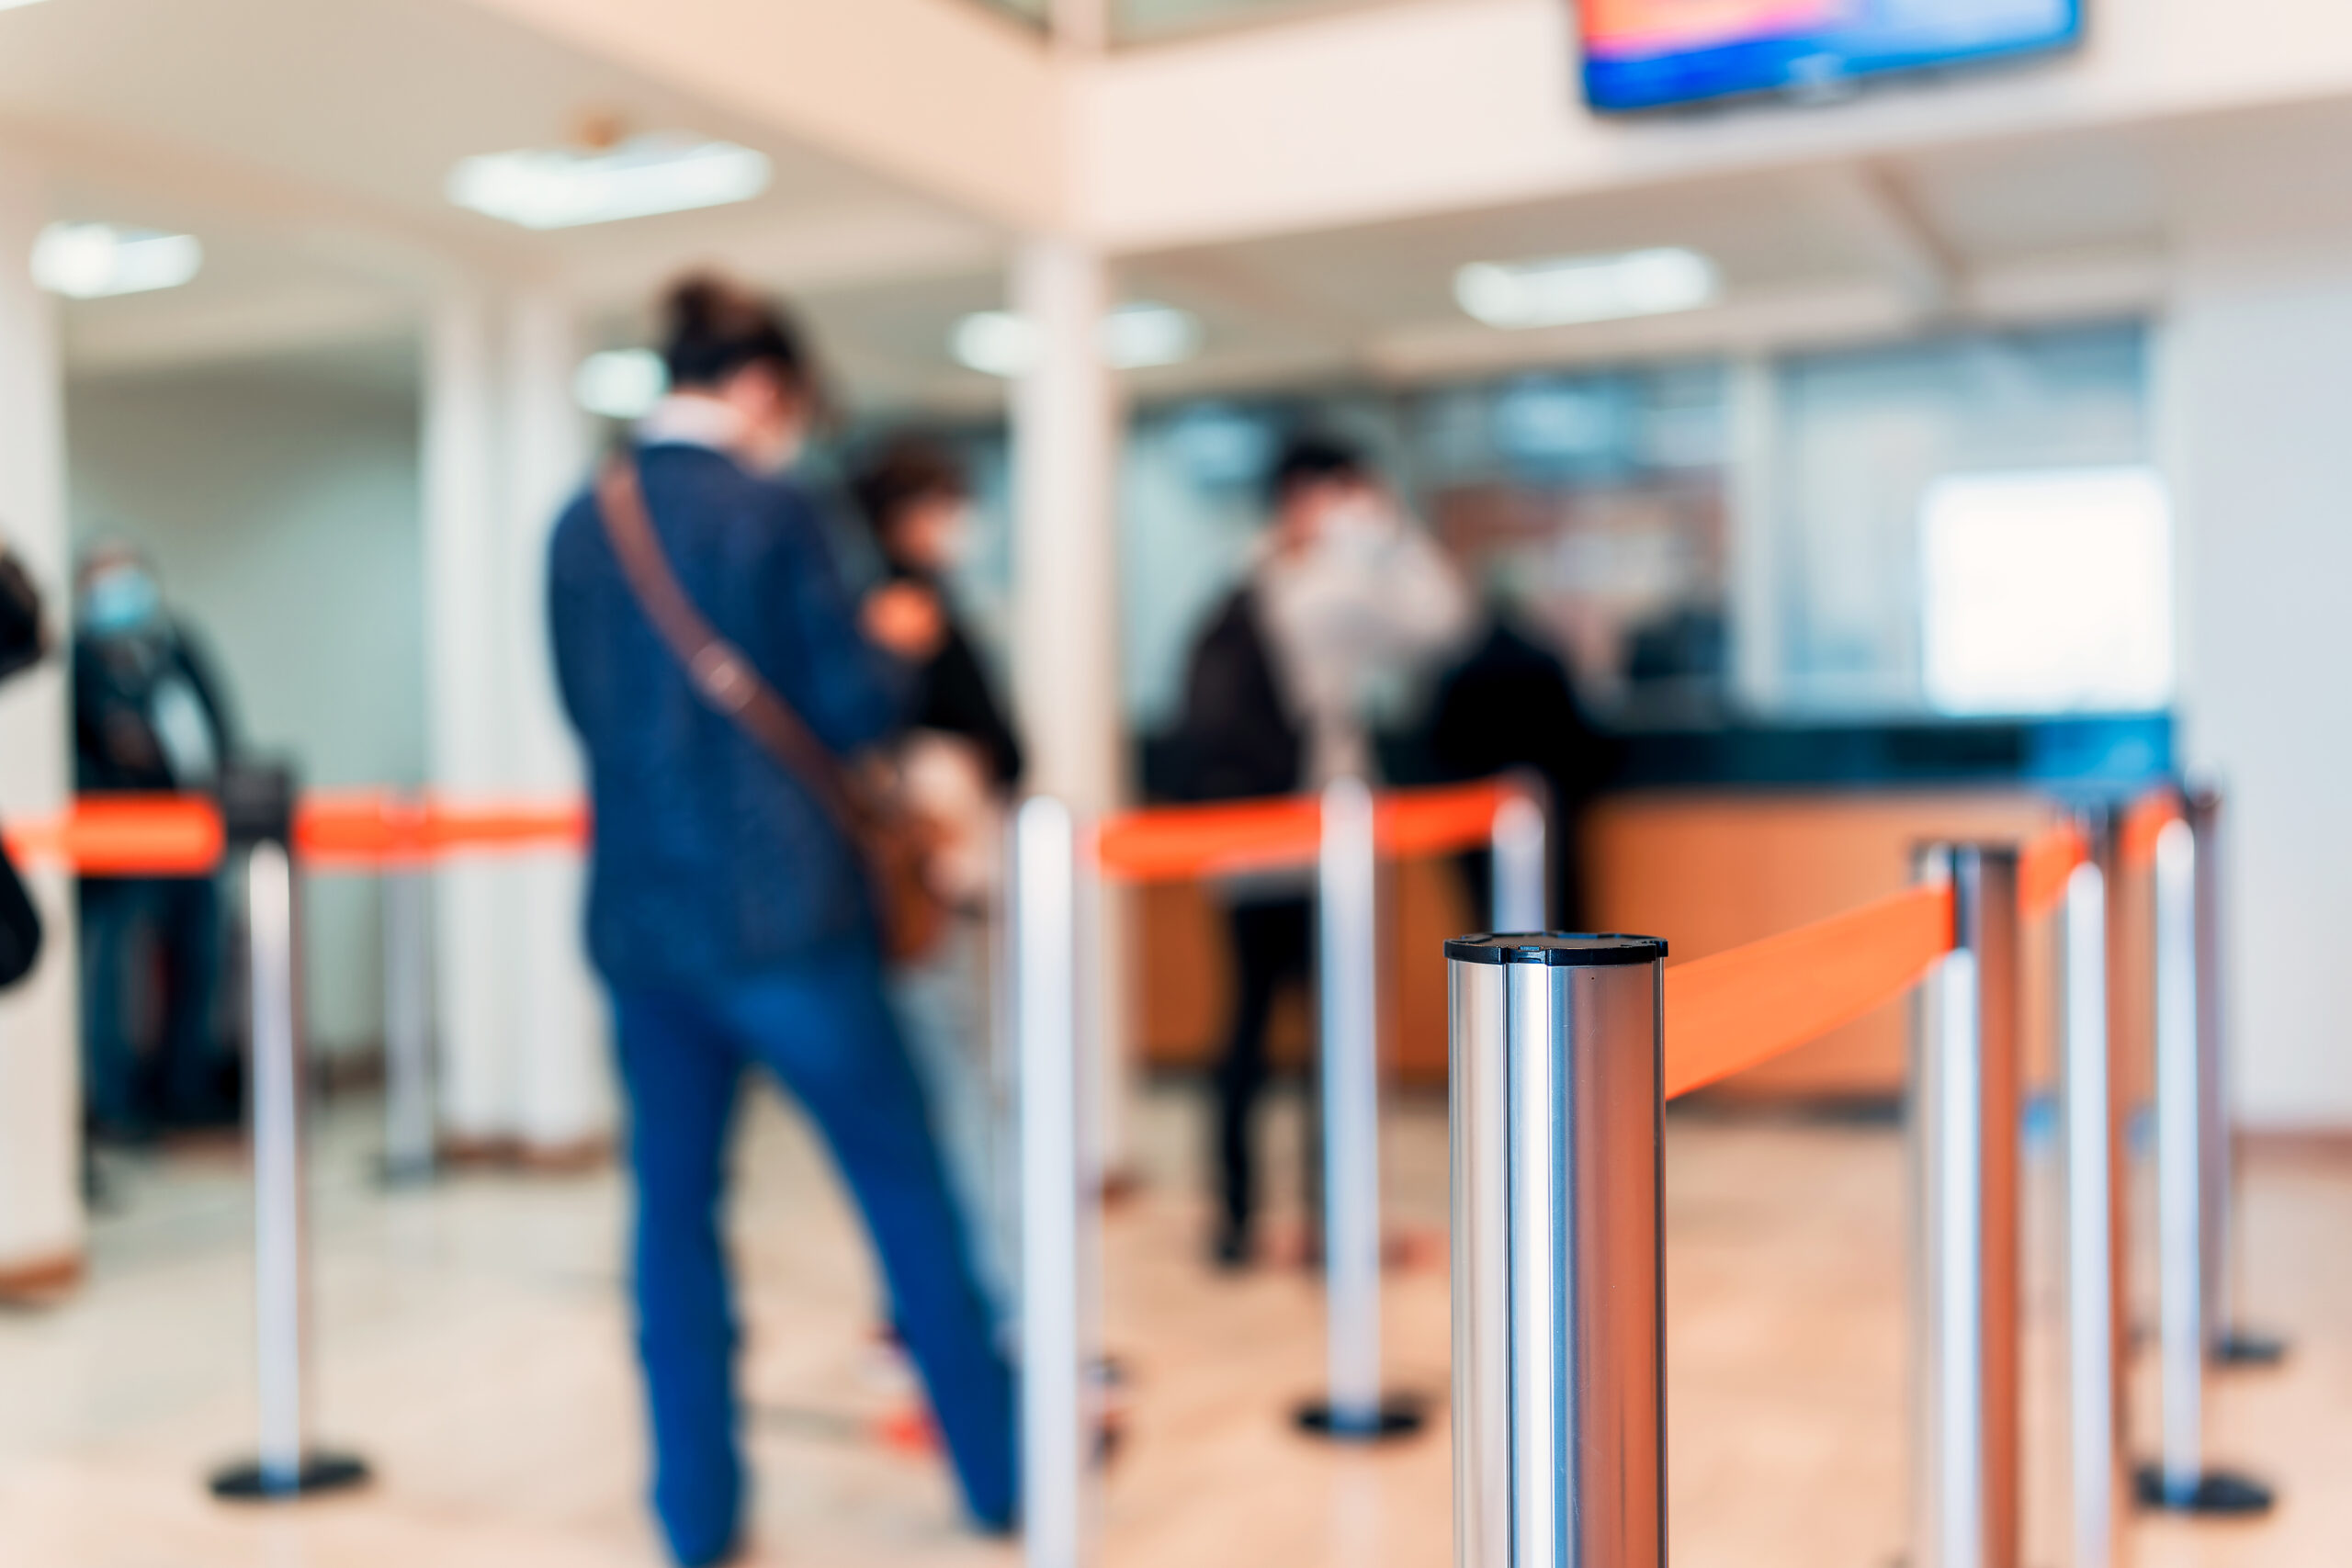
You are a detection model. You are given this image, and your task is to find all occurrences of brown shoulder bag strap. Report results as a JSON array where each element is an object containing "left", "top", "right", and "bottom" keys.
[{"left": 594, "top": 455, "right": 869, "bottom": 836}]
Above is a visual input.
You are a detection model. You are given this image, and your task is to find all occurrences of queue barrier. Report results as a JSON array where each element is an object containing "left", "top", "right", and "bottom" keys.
[
  {"left": 1, "top": 784, "right": 588, "bottom": 1504},
  {"left": 5, "top": 772, "right": 2275, "bottom": 1552}
]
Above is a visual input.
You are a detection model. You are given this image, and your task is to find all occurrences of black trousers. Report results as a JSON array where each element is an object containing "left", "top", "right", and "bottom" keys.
[{"left": 1212, "top": 895, "right": 1317, "bottom": 1241}]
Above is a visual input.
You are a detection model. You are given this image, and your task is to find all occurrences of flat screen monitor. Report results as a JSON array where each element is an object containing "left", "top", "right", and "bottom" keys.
[{"left": 1578, "top": 0, "right": 2082, "bottom": 113}]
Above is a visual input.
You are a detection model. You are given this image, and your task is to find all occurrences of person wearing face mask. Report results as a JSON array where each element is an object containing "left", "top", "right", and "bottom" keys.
[
  {"left": 548, "top": 276, "right": 1012, "bottom": 1565},
  {"left": 848, "top": 434, "right": 1023, "bottom": 1320},
  {"left": 72, "top": 544, "right": 239, "bottom": 1140},
  {"left": 1171, "top": 433, "right": 1471, "bottom": 1269}
]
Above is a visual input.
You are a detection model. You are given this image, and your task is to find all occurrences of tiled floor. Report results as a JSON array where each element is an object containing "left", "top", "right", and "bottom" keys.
[{"left": 0, "top": 1081, "right": 2342, "bottom": 1565}]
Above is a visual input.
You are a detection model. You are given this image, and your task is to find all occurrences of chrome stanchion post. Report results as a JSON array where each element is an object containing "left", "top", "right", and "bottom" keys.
[
  {"left": 2184, "top": 789, "right": 2283, "bottom": 1369},
  {"left": 1910, "top": 844, "right": 2022, "bottom": 1568},
  {"left": 2061, "top": 846, "right": 2124, "bottom": 1568},
  {"left": 1297, "top": 776, "right": 1421, "bottom": 1439},
  {"left": 1447, "top": 931, "right": 1668, "bottom": 1568},
  {"left": 210, "top": 763, "right": 368, "bottom": 1500},
  {"left": 379, "top": 840, "right": 435, "bottom": 1187},
  {"left": 1488, "top": 787, "right": 1547, "bottom": 935},
  {"left": 2135, "top": 818, "right": 2272, "bottom": 1515},
  {"left": 1016, "top": 797, "right": 1088, "bottom": 1568}
]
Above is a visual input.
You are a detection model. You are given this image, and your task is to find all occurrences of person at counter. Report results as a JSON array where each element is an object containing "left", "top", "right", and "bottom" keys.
[
  {"left": 72, "top": 545, "right": 239, "bottom": 1140},
  {"left": 1170, "top": 432, "right": 1470, "bottom": 1269}
]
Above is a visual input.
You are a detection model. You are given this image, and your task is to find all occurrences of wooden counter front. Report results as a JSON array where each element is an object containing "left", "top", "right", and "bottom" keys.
[{"left": 1129, "top": 788, "right": 2136, "bottom": 1106}]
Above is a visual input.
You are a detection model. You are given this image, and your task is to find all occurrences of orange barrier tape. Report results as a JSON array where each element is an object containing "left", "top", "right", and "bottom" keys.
[
  {"left": 1093, "top": 779, "right": 1515, "bottom": 883},
  {"left": 1, "top": 795, "right": 226, "bottom": 876},
  {"left": 1094, "top": 795, "right": 1323, "bottom": 881},
  {"left": 5, "top": 792, "right": 588, "bottom": 875},
  {"left": 1662, "top": 883, "right": 1955, "bottom": 1101},
  {"left": 2119, "top": 788, "right": 2181, "bottom": 868},
  {"left": 1377, "top": 781, "right": 1512, "bottom": 861},
  {"left": 2018, "top": 819, "right": 2088, "bottom": 921}
]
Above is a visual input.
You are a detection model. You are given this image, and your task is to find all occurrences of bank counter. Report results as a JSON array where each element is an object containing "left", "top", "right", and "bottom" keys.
[{"left": 1133, "top": 714, "right": 2170, "bottom": 1103}]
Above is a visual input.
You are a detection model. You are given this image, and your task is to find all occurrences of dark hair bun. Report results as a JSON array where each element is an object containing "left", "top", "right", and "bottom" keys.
[{"left": 661, "top": 271, "right": 813, "bottom": 394}]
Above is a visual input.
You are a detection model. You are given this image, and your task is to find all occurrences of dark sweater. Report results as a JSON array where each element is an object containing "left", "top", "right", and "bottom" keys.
[{"left": 548, "top": 443, "right": 910, "bottom": 987}]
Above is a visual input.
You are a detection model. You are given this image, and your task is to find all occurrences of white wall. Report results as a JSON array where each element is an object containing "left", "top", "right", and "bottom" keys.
[
  {"left": 65, "top": 348, "right": 426, "bottom": 1056},
  {"left": 2164, "top": 237, "right": 2352, "bottom": 1130}
]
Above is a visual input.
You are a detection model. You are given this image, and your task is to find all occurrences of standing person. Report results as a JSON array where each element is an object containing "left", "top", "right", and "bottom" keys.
[
  {"left": 1171, "top": 433, "right": 1470, "bottom": 1269},
  {"left": 850, "top": 435, "right": 1023, "bottom": 1316},
  {"left": 72, "top": 545, "right": 238, "bottom": 1139},
  {"left": 548, "top": 276, "right": 1012, "bottom": 1566}
]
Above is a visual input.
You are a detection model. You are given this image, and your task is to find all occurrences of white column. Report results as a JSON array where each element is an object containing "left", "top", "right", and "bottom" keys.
[
  {"left": 421, "top": 294, "right": 517, "bottom": 1151},
  {"left": 0, "top": 149, "right": 81, "bottom": 1280},
  {"left": 501, "top": 294, "right": 608, "bottom": 1155},
  {"left": 2165, "top": 243, "right": 2352, "bottom": 1128},
  {"left": 1011, "top": 239, "right": 1132, "bottom": 1182}
]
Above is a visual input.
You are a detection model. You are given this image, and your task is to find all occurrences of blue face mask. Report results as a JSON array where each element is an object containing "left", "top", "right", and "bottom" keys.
[{"left": 81, "top": 569, "right": 161, "bottom": 637}]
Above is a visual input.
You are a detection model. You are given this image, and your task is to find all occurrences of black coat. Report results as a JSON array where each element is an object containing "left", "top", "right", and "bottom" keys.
[
  {"left": 73, "top": 622, "right": 235, "bottom": 794},
  {"left": 1169, "top": 586, "right": 1303, "bottom": 804}
]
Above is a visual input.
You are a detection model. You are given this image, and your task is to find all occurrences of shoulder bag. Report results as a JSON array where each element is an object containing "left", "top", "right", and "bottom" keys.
[{"left": 594, "top": 456, "right": 947, "bottom": 964}]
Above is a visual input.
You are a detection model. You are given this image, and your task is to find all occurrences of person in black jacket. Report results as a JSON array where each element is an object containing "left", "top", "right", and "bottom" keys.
[
  {"left": 1172, "top": 434, "right": 1470, "bottom": 1269},
  {"left": 72, "top": 545, "right": 238, "bottom": 1137},
  {"left": 1427, "top": 612, "right": 1618, "bottom": 931}
]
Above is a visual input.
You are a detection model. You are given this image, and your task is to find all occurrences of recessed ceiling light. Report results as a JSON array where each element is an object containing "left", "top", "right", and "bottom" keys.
[
  {"left": 1454, "top": 247, "right": 1719, "bottom": 330},
  {"left": 948, "top": 301, "right": 1203, "bottom": 378},
  {"left": 29, "top": 222, "right": 203, "bottom": 299},
  {"left": 573, "top": 348, "right": 669, "bottom": 420},
  {"left": 949, "top": 310, "right": 1036, "bottom": 378},
  {"left": 1102, "top": 302, "right": 1202, "bottom": 369},
  {"left": 447, "top": 134, "right": 772, "bottom": 231}
]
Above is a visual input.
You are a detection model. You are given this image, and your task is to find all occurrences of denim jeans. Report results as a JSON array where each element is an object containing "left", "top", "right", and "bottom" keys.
[{"left": 611, "top": 943, "right": 1016, "bottom": 1566}]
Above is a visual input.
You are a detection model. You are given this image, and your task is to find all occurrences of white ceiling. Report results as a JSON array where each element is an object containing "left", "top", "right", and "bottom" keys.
[{"left": 18, "top": 0, "right": 2352, "bottom": 408}]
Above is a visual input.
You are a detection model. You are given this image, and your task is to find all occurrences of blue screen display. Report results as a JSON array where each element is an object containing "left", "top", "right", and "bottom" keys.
[{"left": 1580, "top": 0, "right": 2083, "bottom": 113}]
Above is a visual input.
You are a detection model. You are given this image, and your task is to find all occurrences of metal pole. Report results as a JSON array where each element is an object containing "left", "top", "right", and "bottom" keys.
[
  {"left": 1016, "top": 796, "right": 1086, "bottom": 1568},
  {"left": 379, "top": 863, "right": 435, "bottom": 1186},
  {"left": 1297, "top": 776, "right": 1419, "bottom": 1439},
  {"left": 2136, "top": 819, "right": 2272, "bottom": 1515},
  {"left": 1910, "top": 844, "right": 2021, "bottom": 1568},
  {"left": 1488, "top": 789, "right": 1547, "bottom": 936},
  {"left": 209, "top": 760, "right": 368, "bottom": 1499},
  {"left": 2062, "top": 853, "right": 2124, "bottom": 1568},
  {"left": 1447, "top": 931, "right": 1668, "bottom": 1568},
  {"left": 2183, "top": 789, "right": 2282, "bottom": 1369}
]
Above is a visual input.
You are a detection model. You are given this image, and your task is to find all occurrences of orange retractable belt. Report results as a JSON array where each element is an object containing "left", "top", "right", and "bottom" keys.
[
  {"left": 2018, "top": 818, "right": 2088, "bottom": 921},
  {"left": 3, "top": 792, "right": 588, "bottom": 874},
  {"left": 2119, "top": 789, "right": 2181, "bottom": 868},
  {"left": 1, "top": 795, "right": 225, "bottom": 876},
  {"left": 1094, "top": 779, "right": 1514, "bottom": 883},
  {"left": 1662, "top": 883, "right": 1954, "bottom": 1100}
]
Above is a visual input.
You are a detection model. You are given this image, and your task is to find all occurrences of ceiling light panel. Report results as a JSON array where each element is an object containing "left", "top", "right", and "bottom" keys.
[
  {"left": 448, "top": 135, "right": 772, "bottom": 230},
  {"left": 1455, "top": 247, "right": 1719, "bottom": 330},
  {"left": 573, "top": 349, "right": 669, "bottom": 420},
  {"left": 30, "top": 223, "right": 203, "bottom": 299},
  {"left": 949, "top": 302, "right": 1203, "bottom": 377}
]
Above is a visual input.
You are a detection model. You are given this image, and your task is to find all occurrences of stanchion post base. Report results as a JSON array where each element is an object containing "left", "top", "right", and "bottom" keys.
[
  {"left": 1293, "top": 1393, "right": 1427, "bottom": 1443},
  {"left": 2132, "top": 1465, "right": 2274, "bottom": 1516},
  {"left": 209, "top": 1452, "right": 371, "bottom": 1502},
  {"left": 2211, "top": 1327, "right": 2289, "bottom": 1367}
]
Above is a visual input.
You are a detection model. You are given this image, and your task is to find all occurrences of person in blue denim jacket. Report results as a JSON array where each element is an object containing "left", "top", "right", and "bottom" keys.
[{"left": 548, "top": 275, "right": 1014, "bottom": 1565}]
